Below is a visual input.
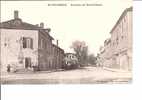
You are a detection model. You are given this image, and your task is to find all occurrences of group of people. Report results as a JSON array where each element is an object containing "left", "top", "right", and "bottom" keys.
[{"left": 6, "top": 63, "right": 39, "bottom": 73}]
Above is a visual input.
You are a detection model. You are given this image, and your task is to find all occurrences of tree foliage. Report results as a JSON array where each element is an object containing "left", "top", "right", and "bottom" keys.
[
  {"left": 70, "top": 40, "right": 88, "bottom": 66},
  {"left": 88, "top": 54, "right": 97, "bottom": 65}
]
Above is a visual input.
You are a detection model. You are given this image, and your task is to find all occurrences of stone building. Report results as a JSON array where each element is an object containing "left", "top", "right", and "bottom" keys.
[
  {"left": 0, "top": 11, "right": 64, "bottom": 72},
  {"left": 99, "top": 7, "right": 132, "bottom": 71},
  {"left": 52, "top": 44, "right": 64, "bottom": 69},
  {"left": 97, "top": 46, "right": 105, "bottom": 67},
  {"left": 99, "top": 39, "right": 112, "bottom": 68}
]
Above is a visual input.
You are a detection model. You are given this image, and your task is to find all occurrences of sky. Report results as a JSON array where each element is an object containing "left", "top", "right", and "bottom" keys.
[{"left": 0, "top": 0, "right": 132, "bottom": 56}]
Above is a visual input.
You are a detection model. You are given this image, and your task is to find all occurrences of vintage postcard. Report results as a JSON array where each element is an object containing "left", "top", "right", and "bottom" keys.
[{"left": 0, "top": 0, "right": 132, "bottom": 84}]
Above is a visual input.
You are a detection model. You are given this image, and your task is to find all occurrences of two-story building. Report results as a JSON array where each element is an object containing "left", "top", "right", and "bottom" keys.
[
  {"left": 110, "top": 7, "right": 132, "bottom": 71},
  {"left": 98, "top": 7, "right": 132, "bottom": 71},
  {"left": 0, "top": 11, "right": 64, "bottom": 72}
]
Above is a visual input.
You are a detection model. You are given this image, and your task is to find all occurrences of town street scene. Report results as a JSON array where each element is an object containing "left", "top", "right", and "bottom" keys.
[{"left": 0, "top": 1, "right": 132, "bottom": 84}]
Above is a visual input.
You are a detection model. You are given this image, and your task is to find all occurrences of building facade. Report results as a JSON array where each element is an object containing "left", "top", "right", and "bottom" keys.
[
  {"left": 0, "top": 11, "right": 64, "bottom": 72},
  {"left": 99, "top": 7, "right": 132, "bottom": 71},
  {"left": 64, "top": 53, "right": 78, "bottom": 64},
  {"left": 63, "top": 53, "right": 78, "bottom": 69},
  {"left": 52, "top": 44, "right": 64, "bottom": 69}
]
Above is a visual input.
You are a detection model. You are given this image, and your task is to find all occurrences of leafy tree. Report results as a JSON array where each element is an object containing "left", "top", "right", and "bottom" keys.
[
  {"left": 88, "top": 54, "right": 97, "bottom": 65},
  {"left": 70, "top": 40, "right": 88, "bottom": 66}
]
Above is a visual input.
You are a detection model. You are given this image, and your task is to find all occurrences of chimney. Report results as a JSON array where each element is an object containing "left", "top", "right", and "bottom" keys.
[
  {"left": 14, "top": 10, "right": 19, "bottom": 19},
  {"left": 40, "top": 22, "right": 44, "bottom": 28},
  {"left": 45, "top": 28, "right": 51, "bottom": 33},
  {"left": 56, "top": 40, "right": 59, "bottom": 46}
]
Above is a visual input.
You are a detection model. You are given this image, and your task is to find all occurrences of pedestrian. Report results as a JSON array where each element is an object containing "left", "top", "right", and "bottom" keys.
[
  {"left": 7, "top": 64, "right": 11, "bottom": 73},
  {"left": 32, "top": 63, "right": 37, "bottom": 72}
]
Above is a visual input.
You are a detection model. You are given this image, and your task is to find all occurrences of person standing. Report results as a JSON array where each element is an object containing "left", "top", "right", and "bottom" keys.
[{"left": 7, "top": 64, "right": 11, "bottom": 72}]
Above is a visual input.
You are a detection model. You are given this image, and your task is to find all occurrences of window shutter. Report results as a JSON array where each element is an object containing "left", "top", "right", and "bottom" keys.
[
  {"left": 23, "top": 37, "right": 26, "bottom": 48},
  {"left": 30, "top": 38, "right": 33, "bottom": 49},
  {"left": 25, "top": 38, "right": 28, "bottom": 48}
]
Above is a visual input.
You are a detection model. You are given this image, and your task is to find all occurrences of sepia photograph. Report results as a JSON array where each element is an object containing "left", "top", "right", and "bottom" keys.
[{"left": 0, "top": 0, "right": 132, "bottom": 84}]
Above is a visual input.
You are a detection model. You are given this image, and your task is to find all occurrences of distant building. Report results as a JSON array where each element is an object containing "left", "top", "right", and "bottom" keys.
[
  {"left": 100, "top": 38, "right": 112, "bottom": 68},
  {"left": 98, "top": 7, "right": 132, "bottom": 71},
  {"left": 0, "top": 11, "right": 64, "bottom": 72},
  {"left": 63, "top": 53, "right": 78, "bottom": 68}
]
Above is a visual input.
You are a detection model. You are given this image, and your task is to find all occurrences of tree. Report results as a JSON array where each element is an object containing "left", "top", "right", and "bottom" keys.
[
  {"left": 88, "top": 54, "right": 97, "bottom": 65},
  {"left": 70, "top": 40, "right": 88, "bottom": 66}
]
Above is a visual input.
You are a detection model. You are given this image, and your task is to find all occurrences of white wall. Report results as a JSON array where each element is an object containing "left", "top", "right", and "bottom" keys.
[{"left": 0, "top": 29, "right": 38, "bottom": 72}]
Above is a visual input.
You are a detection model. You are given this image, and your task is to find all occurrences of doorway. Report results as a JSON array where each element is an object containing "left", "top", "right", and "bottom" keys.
[{"left": 25, "top": 57, "right": 31, "bottom": 68}]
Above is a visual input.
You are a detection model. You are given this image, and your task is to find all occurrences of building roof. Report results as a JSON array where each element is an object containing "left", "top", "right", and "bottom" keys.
[
  {"left": 65, "top": 53, "right": 77, "bottom": 56},
  {"left": 0, "top": 18, "right": 40, "bottom": 30},
  {"left": 0, "top": 18, "right": 54, "bottom": 40},
  {"left": 39, "top": 29, "right": 54, "bottom": 40},
  {"left": 52, "top": 44, "right": 64, "bottom": 53},
  {"left": 110, "top": 7, "right": 133, "bottom": 34}
]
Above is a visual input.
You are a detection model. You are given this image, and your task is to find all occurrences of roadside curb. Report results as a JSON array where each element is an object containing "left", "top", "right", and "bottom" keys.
[{"left": 103, "top": 67, "right": 131, "bottom": 73}]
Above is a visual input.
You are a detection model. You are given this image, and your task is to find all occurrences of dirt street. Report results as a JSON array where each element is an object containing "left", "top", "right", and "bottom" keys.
[{"left": 1, "top": 66, "right": 132, "bottom": 84}]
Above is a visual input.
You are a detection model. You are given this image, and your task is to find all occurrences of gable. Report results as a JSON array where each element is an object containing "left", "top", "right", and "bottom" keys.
[{"left": 0, "top": 18, "right": 40, "bottom": 30}]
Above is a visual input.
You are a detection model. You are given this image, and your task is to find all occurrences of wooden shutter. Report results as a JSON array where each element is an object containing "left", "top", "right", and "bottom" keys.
[
  {"left": 23, "top": 37, "right": 26, "bottom": 48},
  {"left": 30, "top": 38, "right": 33, "bottom": 49}
]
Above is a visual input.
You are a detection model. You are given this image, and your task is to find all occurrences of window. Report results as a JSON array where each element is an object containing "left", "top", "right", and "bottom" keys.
[
  {"left": 4, "top": 37, "right": 9, "bottom": 47},
  {"left": 40, "top": 39, "right": 45, "bottom": 49},
  {"left": 40, "top": 39, "right": 47, "bottom": 49},
  {"left": 116, "top": 37, "right": 119, "bottom": 45},
  {"left": 68, "top": 55, "right": 70, "bottom": 58},
  {"left": 124, "top": 16, "right": 126, "bottom": 22},
  {"left": 72, "top": 55, "right": 74, "bottom": 59},
  {"left": 40, "top": 39, "right": 44, "bottom": 49},
  {"left": 23, "top": 37, "right": 33, "bottom": 49},
  {"left": 70, "top": 55, "right": 73, "bottom": 59}
]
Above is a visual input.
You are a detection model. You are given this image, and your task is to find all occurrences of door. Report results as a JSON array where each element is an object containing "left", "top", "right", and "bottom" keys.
[
  {"left": 25, "top": 57, "right": 31, "bottom": 68},
  {"left": 119, "top": 55, "right": 128, "bottom": 70}
]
